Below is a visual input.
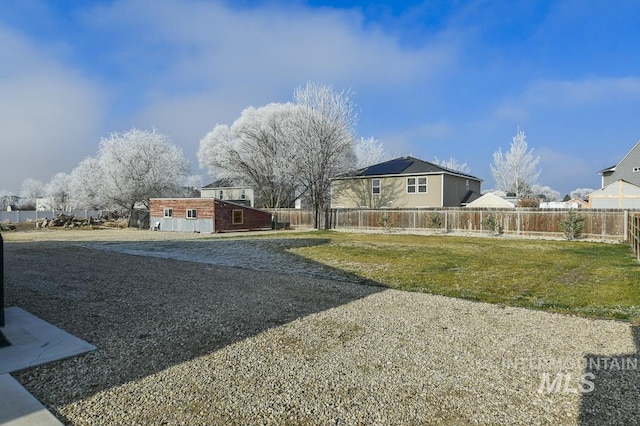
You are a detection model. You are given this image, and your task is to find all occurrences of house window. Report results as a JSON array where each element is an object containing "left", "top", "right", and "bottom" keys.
[
  {"left": 407, "top": 177, "right": 416, "bottom": 193},
  {"left": 163, "top": 208, "right": 173, "bottom": 218},
  {"left": 417, "top": 177, "right": 427, "bottom": 193},
  {"left": 186, "top": 209, "right": 197, "bottom": 219},
  {"left": 407, "top": 177, "right": 427, "bottom": 193},
  {"left": 232, "top": 209, "right": 244, "bottom": 224},
  {"left": 240, "top": 189, "right": 246, "bottom": 200},
  {"left": 372, "top": 179, "right": 381, "bottom": 196},
  {"left": 219, "top": 190, "right": 224, "bottom": 199},
  {"left": 633, "top": 167, "right": 640, "bottom": 173},
  {"left": 465, "top": 179, "right": 470, "bottom": 190}
]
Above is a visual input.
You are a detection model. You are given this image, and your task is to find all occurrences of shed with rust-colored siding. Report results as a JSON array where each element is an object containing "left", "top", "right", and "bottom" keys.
[{"left": 149, "top": 198, "right": 273, "bottom": 233}]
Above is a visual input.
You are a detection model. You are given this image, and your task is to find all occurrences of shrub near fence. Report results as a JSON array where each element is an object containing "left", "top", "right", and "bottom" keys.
[{"left": 329, "top": 208, "right": 635, "bottom": 241}]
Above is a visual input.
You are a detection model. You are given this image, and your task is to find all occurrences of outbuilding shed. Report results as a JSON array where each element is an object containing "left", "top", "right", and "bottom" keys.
[{"left": 149, "top": 198, "right": 273, "bottom": 233}]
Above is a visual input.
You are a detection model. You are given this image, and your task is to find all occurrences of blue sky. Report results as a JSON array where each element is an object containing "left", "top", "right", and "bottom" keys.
[{"left": 2, "top": 0, "right": 640, "bottom": 197}]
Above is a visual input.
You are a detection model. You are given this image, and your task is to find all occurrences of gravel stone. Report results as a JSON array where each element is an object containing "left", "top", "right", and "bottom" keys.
[{"left": 3, "top": 229, "right": 638, "bottom": 425}]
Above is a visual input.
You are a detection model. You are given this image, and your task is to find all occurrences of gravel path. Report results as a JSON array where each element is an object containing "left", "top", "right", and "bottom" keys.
[{"left": 3, "top": 231, "right": 639, "bottom": 425}]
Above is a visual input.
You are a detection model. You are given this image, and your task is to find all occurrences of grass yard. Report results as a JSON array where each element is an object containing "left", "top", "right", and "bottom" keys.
[{"left": 283, "top": 231, "right": 640, "bottom": 321}]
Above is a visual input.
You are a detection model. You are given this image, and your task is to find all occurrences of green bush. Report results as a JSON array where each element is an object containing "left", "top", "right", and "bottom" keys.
[
  {"left": 427, "top": 212, "right": 442, "bottom": 229},
  {"left": 482, "top": 214, "right": 502, "bottom": 234},
  {"left": 559, "top": 210, "right": 585, "bottom": 240}
]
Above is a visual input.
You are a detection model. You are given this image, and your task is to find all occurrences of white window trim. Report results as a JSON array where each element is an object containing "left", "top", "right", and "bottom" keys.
[
  {"left": 163, "top": 208, "right": 173, "bottom": 218},
  {"left": 372, "top": 178, "right": 381, "bottom": 196},
  {"left": 186, "top": 209, "right": 197, "bottom": 219},
  {"left": 407, "top": 177, "right": 416, "bottom": 194},
  {"left": 417, "top": 177, "right": 428, "bottom": 193},
  {"left": 407, "top": 177, "right": 428, "bottom": 194}
]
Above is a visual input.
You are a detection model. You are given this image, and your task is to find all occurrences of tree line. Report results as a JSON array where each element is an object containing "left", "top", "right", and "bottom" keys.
[{"left": 8, "top": 82, "right": 592, "bottom": 226}]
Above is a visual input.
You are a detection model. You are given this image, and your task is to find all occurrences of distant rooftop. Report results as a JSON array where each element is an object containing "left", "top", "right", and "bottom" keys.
[{"left": 339, "top": 156, "right": 481, "bottom": 180}]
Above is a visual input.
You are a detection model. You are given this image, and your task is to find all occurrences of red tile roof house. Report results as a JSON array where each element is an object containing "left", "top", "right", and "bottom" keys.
[{"left": 149, "top": 198, "right": 273, "bottom": 233}]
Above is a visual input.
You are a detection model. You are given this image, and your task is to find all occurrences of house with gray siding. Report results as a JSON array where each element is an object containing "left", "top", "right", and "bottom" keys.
[
  {"left": 331, "top": 156, "right": 482, "bottom": 209},
  {"left": 598, "top": 140, "right": 640, "bottom": 187}
]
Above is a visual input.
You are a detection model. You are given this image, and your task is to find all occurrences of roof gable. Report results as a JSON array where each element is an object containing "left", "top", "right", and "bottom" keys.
[{"left": 616, "top": 140, "right": 640, "bottom": 167}]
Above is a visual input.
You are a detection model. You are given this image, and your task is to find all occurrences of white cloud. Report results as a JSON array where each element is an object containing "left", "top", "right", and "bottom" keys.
[
  {"left": 494, "top": 76, "right": 640, "bottom": 121},
  {"left": 81, "top": 0, "right": 455, "bottom": 91},
  {"left": 75, "top": 0, "right": 458, "bottom": 177},
  {"left": 0, "top": 26, "right": 105, "bottom": 193}
]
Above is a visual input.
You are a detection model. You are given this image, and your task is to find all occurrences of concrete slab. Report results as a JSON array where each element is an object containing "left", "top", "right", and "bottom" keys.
[
  {"left": 0, "top": 307, "right": 96, "bottom": 374},
  {"left": 0, "top": 374, "right": 62, "bottom": 425},
  {"left": 0, "top": 307, "right": 96, "bottom": 425}
]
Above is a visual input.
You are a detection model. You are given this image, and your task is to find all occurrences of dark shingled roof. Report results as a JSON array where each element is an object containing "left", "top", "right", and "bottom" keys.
[
  {"left": 346, "top": 156, "right": 481, "bottom": 180},
  {"left": 202, "top": 178, "right": 238, "bottom": 188}
]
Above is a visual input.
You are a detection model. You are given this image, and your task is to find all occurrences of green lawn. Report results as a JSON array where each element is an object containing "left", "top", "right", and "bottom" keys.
[{"left": 283, "top": 231, "right": 640, "bottom": 321}]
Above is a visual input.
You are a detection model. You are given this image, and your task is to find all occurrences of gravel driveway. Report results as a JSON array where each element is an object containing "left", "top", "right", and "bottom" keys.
[{"left": 3, "top": 231, "right": 639, "bottom": 425}]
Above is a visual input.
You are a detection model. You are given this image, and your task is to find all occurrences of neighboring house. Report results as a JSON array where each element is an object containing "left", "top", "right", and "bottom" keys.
[
  {"left": 465, "top": 192, "right": 515, "bottom": 209},
  {"left": 540, "top": 198, "right": 588, "bottom": 209},
  {"left": 149, "top": 198, "right": 273, "bottom": 233},
  {"left": 588, "top": 180, "right": 640, "bottom": 209},
  {"left": 598, "top": 140, "right": 640, "bottom": 187},
  {"left": 201, "top": 179, "right": 254, "bottom": 207},
  {"left": 331, "top": 156, "right": 482, "bottom": 209}
]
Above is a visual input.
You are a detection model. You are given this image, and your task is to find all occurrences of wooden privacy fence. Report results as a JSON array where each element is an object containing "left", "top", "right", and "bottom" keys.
[
  {"left": 629, "top": 212, "right": 640, "bottom": 260},
  {"left": 266, "top": 209, "right": 315, "bottom": 228},
  {"left": 328, "top": 208, "right": 635, "bottom": 240}
]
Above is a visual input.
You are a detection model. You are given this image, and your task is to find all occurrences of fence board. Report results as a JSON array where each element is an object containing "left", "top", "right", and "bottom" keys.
[{"left": 629, "top": 212, "right": 640, "bottom": 261}]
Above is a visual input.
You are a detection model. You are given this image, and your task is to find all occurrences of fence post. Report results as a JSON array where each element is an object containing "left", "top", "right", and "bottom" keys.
[{"left": 1, "top": 233, "right": 4, "bottom": 327}]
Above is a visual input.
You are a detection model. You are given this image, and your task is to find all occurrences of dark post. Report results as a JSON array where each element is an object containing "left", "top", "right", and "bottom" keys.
[{"left": 0, "top": 233, "right": 4, "bottom": 327}]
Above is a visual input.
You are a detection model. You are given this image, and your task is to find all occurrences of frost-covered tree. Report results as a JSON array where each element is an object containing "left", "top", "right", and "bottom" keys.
[
  {"left": 354, "top": 137, "right": 391, "bottom": 168},
  {"left": 198, "top": 103, "right": 301, "bottom": 208},
  {"left": 70, "top": 157, "right": 105, "bottom": 209},
  {"left": 199, "top": 83, "right": 358, "bottom": 226},
  {"left": 18, "top": 178, "right": 45, "bottom": 209},
  {"left": 491, "top": 127, "right": 540, "bottom": 197},
  {"left": 180, "top": 175, "right": 203, "bottom": 197},
  {"left": 433, "top": 157, "right": 471, "bottom": 174},
  {"left": 531, "top": 184, "right": 560, "bottom": 201},
  {"left": 46, "top": 173, "right": 73, "bottom": 211},
  {"left": 293, "top": 82, "right": 357, "bottom": 228},
  {"left": 99, "top": 128, "right": 190, "bottom": 211},
  {"left": 570, "top": 188, "right": 596, "bottom": 200}
]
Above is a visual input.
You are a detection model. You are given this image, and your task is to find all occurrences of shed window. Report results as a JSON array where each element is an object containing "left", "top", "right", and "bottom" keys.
[
  {"left": 232, "top": 209, "right": 244, "bottom": 224},
  {"left": 186, "top": 209, "right": 197, "bottom": 219},
  {"left": 163, "top": 208, "right": 173, "bottom": 218},
  {"left": 372, "top": 179, "right": 381, "bottom": 196}
]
